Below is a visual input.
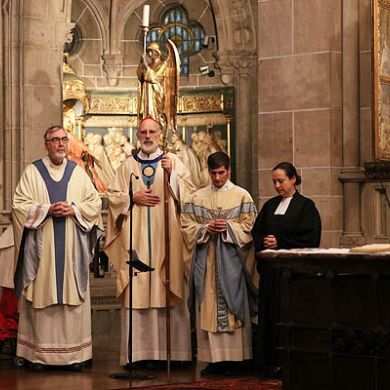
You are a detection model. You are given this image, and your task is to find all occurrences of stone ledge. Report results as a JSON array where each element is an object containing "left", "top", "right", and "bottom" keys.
[{"left": 338, "top": 167, "right": 366, "bottom": 182}]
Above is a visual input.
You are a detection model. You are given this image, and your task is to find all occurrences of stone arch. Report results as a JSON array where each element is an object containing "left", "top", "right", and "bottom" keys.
[
  {"left": 72, "top": 0, "right": 109, "bottom": 52},
  {"left": 67, "top": 0, "right": 108, "bottom": 87},
  {"left": 115, "top": 0, "right": 144, "bottom": 40},
  {"left": 211, "top": 0, "right": 256, "bottom": 53}
]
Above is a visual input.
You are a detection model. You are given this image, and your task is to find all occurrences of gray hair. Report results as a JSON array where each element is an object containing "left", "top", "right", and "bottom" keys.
[{"left": 43, "top": 125, "right": 64, "bottom": 140}]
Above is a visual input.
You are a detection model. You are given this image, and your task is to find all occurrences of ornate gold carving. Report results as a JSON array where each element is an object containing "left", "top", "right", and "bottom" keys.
[
  {"left": 63, "top": 79, "right": 87, "bottom": 102},
  {"left": 179, "top": 94, "right": 223, "bottom": 113},
  {"left": 379, "top": 0, "right": 390, "bottom": 11},
  {"left": 63, "top": 60, "right": 89, "bottom": 111},
  {"left": 176, "top": 114, "right": 227, "bottom": 127},
  {"left": 88, "top": 96, "right": 133, "bottom": 114},
  {"left": 84, "top": 116, "right": 134, "bottom": 128}
]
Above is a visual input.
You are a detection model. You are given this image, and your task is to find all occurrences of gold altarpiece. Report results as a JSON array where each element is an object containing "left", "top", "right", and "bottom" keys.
[
  {"left": 63, "top": 86, "right": 236, "bottom": 181},
  {"left": 62, "top": 82, "right": 236, "bottom": 285}
]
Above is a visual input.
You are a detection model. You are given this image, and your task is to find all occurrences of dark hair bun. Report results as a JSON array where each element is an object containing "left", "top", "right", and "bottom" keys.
[{"left": 273, "top": 161, "right": 301, "bottom": 185}]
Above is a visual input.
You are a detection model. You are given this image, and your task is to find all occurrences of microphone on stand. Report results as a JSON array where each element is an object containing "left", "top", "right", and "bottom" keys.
[{"left": 110, "top": 169, "right": 155, "bottom": 380}]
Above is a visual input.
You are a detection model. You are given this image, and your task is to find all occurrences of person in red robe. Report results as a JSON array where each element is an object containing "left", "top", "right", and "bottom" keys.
[
  {"left": 0, "top": 288, "right": 18, "bottom": 358},
  {"left": 0, "top": 226, "right": 19, "bottom": 359}
]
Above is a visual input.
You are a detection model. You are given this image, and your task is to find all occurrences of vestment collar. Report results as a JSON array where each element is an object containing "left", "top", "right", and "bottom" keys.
[
  {"left": 44, "top": 156, "right": 67, "bottom": 170},
  {"left": 136, "top": 148, "right": 163, "bottom": 162},
  {"left": 210, "top": 180, "right": 234, "bottom": 192}
]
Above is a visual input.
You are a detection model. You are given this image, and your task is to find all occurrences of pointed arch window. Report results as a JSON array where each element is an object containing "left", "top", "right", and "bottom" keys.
[{"left": 147, "top": 5, "right": 205, "bottom": 76}]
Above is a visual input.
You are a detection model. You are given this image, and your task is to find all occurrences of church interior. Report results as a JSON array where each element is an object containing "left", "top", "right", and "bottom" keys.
[{"left": 1, "top": 0, "right": 390, "bottom": 389}]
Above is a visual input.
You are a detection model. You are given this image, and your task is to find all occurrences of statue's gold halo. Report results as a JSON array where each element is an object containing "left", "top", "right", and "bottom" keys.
[{"left": 143, "top": 165, "right": 155, "bottom": 177}]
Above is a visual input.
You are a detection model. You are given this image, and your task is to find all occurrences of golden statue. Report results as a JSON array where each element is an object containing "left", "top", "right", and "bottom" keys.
[{"left": 137, "top": 40, "right": 180, "bottom": 147}]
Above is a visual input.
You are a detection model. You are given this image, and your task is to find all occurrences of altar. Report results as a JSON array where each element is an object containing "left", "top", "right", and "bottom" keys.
[{"left": 257, "top": 248, "right": 390, "bottom": 390}]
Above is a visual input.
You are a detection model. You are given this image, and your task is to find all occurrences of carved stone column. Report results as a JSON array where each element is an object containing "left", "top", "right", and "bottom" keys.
[
  {"left": 217, "top": 50, "right": 258, "bottom": 197},
  {"left": 0, "top": 0, "right": 72, "bottom": 215},
  {"left": 0, "top": 2, "right": 5, "bottom": 211},
  {"left": 339, "top": 0, "right": 366, "bottom": 246},
  {"left": 0, "top": 1, "right": 5, "bottom": 213},
  {"left": 1, "top": 0, "right": 22, "bottom": 211}
]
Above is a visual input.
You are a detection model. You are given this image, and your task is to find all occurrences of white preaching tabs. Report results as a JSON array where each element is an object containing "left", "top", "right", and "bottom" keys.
[{"left": 274, "top": 196, "right": 293, "bottom": 215}]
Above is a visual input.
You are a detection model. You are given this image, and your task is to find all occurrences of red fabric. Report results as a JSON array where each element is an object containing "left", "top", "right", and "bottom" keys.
[
  {"left": 134, "top": 378, "right": 281, "bottom": 390},
  {"left": 0, "top": 288, "right": 18, "bottom": 340},
  {"left": 139, "top": 116, "right": 160, "bottom": 126}
]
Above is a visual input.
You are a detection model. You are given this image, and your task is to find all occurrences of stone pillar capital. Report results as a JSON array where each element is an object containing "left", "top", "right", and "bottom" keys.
[
  {"left": 215, "top": 50, "right": 256, "bottom": 84},
  {"left": 102, "top": 53, "right": 123, "bottom": 87},
  {"left": 54, "top": 22, "right": 76, "bottom": 52},
  {"left": 64, "top": 22, "right": 76, "bottom": 44}
]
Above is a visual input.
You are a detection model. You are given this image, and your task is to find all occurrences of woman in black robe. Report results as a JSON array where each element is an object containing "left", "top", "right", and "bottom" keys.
[
  {"left": 252, "top": 162, "right": 321, "bottom": 377},
  {"left": 252, "top": 161, "right": 321, "bottom": 251}
]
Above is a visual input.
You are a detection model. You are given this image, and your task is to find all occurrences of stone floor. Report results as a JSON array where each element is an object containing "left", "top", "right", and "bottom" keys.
[{"left": 0, "top": 347, "right": 221, "bottom": 390}]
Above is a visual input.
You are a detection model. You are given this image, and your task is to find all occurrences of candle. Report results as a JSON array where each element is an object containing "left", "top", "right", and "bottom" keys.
[{"left": 142, "top": 5, "right": 150, "bottom": 27}]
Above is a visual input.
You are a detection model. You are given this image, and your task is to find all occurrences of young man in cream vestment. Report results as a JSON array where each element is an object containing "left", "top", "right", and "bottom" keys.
[
  {"left": 12, "top": 126, "right": 103, "bottom": 371},
  {"left": 181, "top": 152, "right": 258, "bottom": 376},
  {"left": 105, "top": 117, "right": 195, "bottom": 367}
]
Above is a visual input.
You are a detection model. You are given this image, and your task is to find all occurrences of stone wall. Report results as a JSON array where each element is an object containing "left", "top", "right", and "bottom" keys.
[
  {"left": 0, "top": 0, "right": 68, "bottom": 212},
  {"left": 258, "top": 0, "right": 390, "bottom": 247},
  {"left": 258, "top": 0, "right": 343, "bottom": 248}
]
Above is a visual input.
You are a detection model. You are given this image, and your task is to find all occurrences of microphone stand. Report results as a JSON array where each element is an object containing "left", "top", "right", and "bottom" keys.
[{"left": 109, "top": 173, "right": 154, "bottom": 381}]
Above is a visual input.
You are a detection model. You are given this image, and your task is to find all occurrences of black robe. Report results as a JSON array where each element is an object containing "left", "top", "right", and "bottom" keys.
[
  {"left": 251, "top": 191, "right": 321, "bottom": 374},
  {"left": 252, "top": 191, "right": 321, "bottom": 253}
]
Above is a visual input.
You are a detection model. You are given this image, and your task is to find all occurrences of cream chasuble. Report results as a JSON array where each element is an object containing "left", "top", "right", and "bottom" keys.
[
  {"left": 12, "top": 157, "right": 102, "bottom": 365},
  {"left": 12, "top": 157, "right": 103, "bottom": 308},
  {"left": 181, "top": 181, "right": 258, "bottom": 362}
]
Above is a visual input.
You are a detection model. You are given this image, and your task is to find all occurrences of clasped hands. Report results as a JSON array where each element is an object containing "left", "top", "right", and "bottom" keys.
[
  {"left": 207, "top": 219, "right": 228, "bottom": 233},
  {"left": 263, "top": 234, "right": 278, "bottom": 249},
  {"left": 48, "top": 201, "right": 75, "bottom": 217}
]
